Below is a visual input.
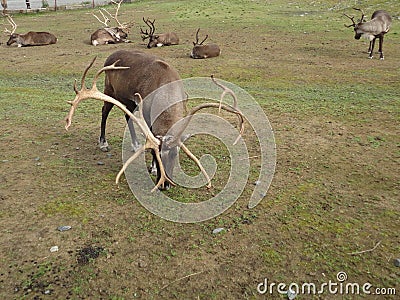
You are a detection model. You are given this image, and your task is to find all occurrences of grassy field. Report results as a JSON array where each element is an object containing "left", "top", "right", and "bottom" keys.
[{"left": 0, "top": 0, "right": 399, "bottom": 299}]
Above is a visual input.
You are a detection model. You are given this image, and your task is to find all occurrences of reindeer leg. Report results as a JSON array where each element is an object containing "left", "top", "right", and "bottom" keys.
[
  {"left": 125, "top": 115, "right": 141, "bottom": 152},
  {"left": 99, "top": 101, "right": 114, "bottom": 151},
  {"left": 149, "top": 157, "right": 157, "bottom": 175},
  {"left": 124, "top": 100, "right": 141, "bottom": 152},
  {"left": 368, "top": 37, "right": 376, "bottom": 59},
  {"left": 378, "top": 35, "right": 384, "bottom": 60},
  {"left": 368, "top": 41, "right": 373, "bottom": 54}
]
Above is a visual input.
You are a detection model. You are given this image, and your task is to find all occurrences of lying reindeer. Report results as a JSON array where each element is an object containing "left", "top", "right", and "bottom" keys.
[
  {"left": 90, "top": 0, "right": 133, "bottom": 46},
  {"left": 190, "top": 28, "right": 221, "bottom": 59},
  {"left": 4, "top": 15, "right": 57, "bottom": 47},
  {"left": 140, "top": 17, "right": 179, "bottom": 48},
  {"left": 65, "top": 50, "right": 244, "bottom": 190},
  {"left": 344, "top": 8, "right": 392, "bottom": 60}
]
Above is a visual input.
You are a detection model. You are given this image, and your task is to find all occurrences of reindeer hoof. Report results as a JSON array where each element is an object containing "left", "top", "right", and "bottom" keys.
[{"left": 99, "top": 141, "right": 110, "bottom": 152}]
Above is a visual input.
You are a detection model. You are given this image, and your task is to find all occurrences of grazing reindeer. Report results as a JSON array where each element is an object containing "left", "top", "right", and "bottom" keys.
[
  {"left": 190, "top": 28, "right": 221, "bottom": 59},
  {"left": 140, "top": 17, "right": 179, "bottom": 48},
  {"left": 4, "top": 15, "right": 57, "bottom": 47},
  {"left": 344, "top": 8, "right": 392, "bottom": 60},
  {"left": 90, "top": 0, "right": 133, "bottom": 46},
  {"left": 65, "top": 50, "right": 244, "bottom": 190}
]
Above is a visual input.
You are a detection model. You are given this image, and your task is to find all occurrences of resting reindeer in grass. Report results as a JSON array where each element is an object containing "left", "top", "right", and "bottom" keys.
[
  {"left": 90, "top": 0, "right": 133, "bottom": 46},
  {"left": 65, "top": 50, "right": 244, "bottom": 190},
  {"left": 344, "top": 8, "right": 392, "bottom": 60},
  {"left": 140, "top": 17, "right": 179, "bottom": 48},
  {"left": 190, "top": 28, "right": 221, "bottom": 59},
  {"left": 4, "top": 15, "right": 57, "bottom": 47}
]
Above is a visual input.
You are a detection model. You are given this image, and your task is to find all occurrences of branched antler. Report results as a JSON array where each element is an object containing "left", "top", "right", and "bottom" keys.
[
  {"left": 165, "top": 76, "right": 245, "bottom": 153},
  {"left": 65, "top": 57, "right": 174, "bottom": 191},
  {"left": 93, "top": 0, "right": 133, "bottom": 31},
  {"left": 343, "top": 13, "right": 356, "bottom": 27},
  {"left": 344, "top": 7, "right": 366, "bottom": 27},
  {"left": 4, "top": 14, "right": 17, "bottom": 35},
  {"left": 140, "top": 17, "right": 155, "bottom": 40},
  {"left": 353, "top": 7, "right": 366, "bottom": 22},
  {"left": 211, "top": 75, "right": 244, "bottom": 144},
  {"left": 193, "top": 28, "right": 208, "bottom": 45}
]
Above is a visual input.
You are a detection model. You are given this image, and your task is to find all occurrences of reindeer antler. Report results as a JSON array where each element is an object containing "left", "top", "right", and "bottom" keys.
[
  {"left": 165, "top": 75, "right": 244, "bottom": 153},
  {"left": 194, "top": 28, "right": 208, "bottom": 46},
  {"left": 353, "top": 7, "right": 366, "bottom": 22},
  {"left": 344, "top": 7, "right": 366, "bottom": 27},
  {"left": 65, "top": 57, "right": 174, "bottom": 191},
  {"left": 343, "top": 13, "right": 356, "bottom": 27},
  {"left": 141, "top": 17, "right": 155, "bottom": 40},
  {"left": 4, "top": 14, "right": 17, "bottom": 35},
  {"left": 93, "top": 0, "right": 133, "bottom": 30},
  {"left": 92, "top": 9, "right": 111, "bottom": 27}
]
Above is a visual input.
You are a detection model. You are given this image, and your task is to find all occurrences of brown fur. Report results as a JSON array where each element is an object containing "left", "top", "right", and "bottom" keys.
[
  {"left": 147, "top": 32, "right": 179, "bottom": 48},
  {"left": 6, "top": 32, "right": 57, "bottom": 47},
  {"left": 100, "top": 50, "right": 186, "bottom": 188},
  {"left": 191, "top": 44, "right": 221, "bottom": 59}
]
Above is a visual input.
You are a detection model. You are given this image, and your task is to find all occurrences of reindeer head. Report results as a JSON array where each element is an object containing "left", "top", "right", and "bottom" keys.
[
  {"left": 344, "top": 8, "right": 367, "bottom": 40},
  {"left": 140, "top": 17, "right": 159, "bottom": 48},
  {"left": 3, "top": 14, "right": 19, "bottom": 46}
]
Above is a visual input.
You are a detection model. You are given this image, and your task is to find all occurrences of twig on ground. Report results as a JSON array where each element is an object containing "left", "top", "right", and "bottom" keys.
[
  {"left": 160, "top": 270, "right": 205, "bottom": 290},
  {"left": 348, "top": 240, "right": 382, "bottom": 255}
]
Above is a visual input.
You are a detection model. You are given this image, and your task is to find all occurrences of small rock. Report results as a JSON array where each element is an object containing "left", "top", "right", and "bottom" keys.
[
  {"left": 106, "top": 153, "right": 113, "bottom": 158},
  {"left": 212, "top": 227, "right": 225, "bottom": 234},
  {"left": 97, "top": 161, "right": 105, "bottom": 165},
  {"left": 75, "top": 147, "right": 80, "bottom": 150},
  {"left": 44, "top": 290, "right": 51, "bottom": 295},
  {"left": 50, "top": 246, "right": 59, "bottom": 253},
  {"left": 138, "top": 260, "right": 147, "bottom": 268},
  {"left": 394, "top": 258, "right": 400, "bottom": 267},
  {"left": 34, "top": 157, "right": 40, "bottom": 161},
  {"left": 57, "top": 225, "right": 72, "bottom": 232},
  {"left": 254, "top": 180, "right": 261, "bottom": 186}
]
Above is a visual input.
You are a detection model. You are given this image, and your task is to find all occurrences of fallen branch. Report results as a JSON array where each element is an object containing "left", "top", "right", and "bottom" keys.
[{"left": 348, "top": 240, "right": 382, "bottom": 255}]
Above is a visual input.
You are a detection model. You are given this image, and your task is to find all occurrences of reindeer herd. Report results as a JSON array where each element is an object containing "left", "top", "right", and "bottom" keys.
[
  {"left": 0, "top": 2, "right": 395, "bottom": 191},
  {"left": 1, "top": 3, "right": 393, "bottom": 60},
  {"left": 2, "top": 0, "right": 220, "bottom": 58}
]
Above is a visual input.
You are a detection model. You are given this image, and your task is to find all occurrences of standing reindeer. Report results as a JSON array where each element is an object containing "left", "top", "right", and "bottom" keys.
[
  {"left": 65, "top": 50, "right": 244, "bottom": 190},
  {"left": 344, "top": 8, "right": 392, "bottom": 60},
  {"left": 4, "top": 15, "right": 57, "bottom": 47},
  {"left": 140, "top": 17, "right": 179, "bottom": 48},
  {"left": 190, "top": 28, "right": 221, "bottom": 59},
  {"left": 90, "top": 0, "right": 133, "bottom": 46}
]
